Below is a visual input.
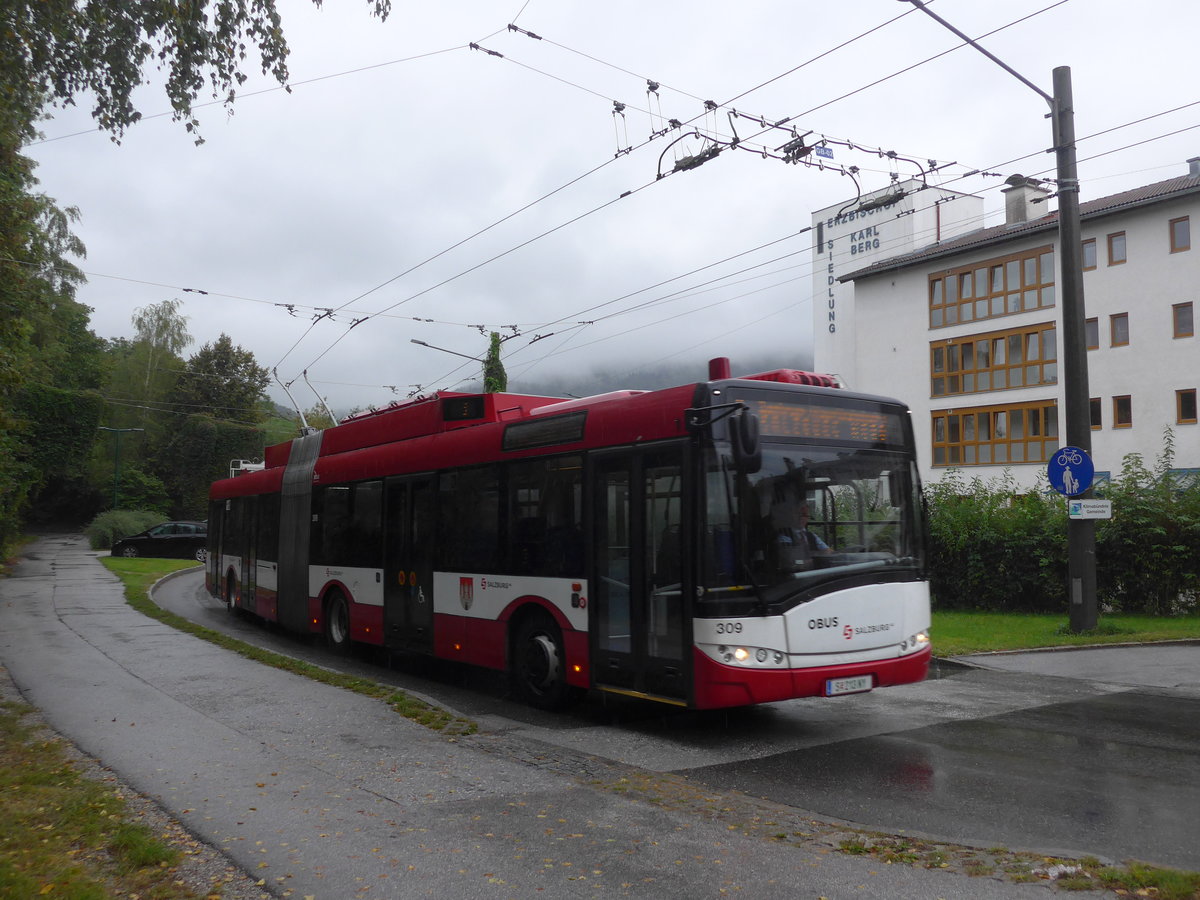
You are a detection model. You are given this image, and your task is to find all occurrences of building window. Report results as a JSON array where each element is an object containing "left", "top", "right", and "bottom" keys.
[
  {"left": 1082, "top": 238, "right": 1097, "bottom": 270},
  {"left": 1113, "top": 395, "right": 1133, "bottom": 428},
  {"left": 1085, "top": 317, "right": 1099, "bottom": 350},
  {"left": 1107, "top": 231, "right": 1127, "bottom": 265},
  {"left": 1090, "top": 397, "right": 1102, "bottom": 430},
  {"left": 928, "top": 245, "right": 1055, "bottom": 329},
  {"left": 931, "top": 401, "right": 1058, "bottom": 467},
  {"left": 930, "top": 323, "right": 1057, "bottom": 397},
  {"left": 1170, "top": 216, "right": 1191, "bottom": 253},
  {"left": 1110, "top": 313, "right": 1129, "bottom": 347},
  {"left": 1179, "top": 389, "right": 1198, "bottom": 425},
  {"left": 1174, "top": 302, "right": 1194, "bottom": 338}
]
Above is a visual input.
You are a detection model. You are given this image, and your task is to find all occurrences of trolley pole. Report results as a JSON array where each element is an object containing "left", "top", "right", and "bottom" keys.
[{"left": 900, "top": 3, "right": 1097, "bottom": 630}]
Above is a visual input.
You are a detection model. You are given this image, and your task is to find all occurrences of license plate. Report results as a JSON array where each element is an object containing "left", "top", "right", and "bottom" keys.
[{"left": 825, "top": 674, "right": 873, "bottom": 696}]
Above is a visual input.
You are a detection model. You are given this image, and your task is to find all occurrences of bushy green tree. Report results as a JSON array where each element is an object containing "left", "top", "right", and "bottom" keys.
[
  {"left": 169, "top": 332, "right": 270, "bottom": 424},
  {"left": 1, "top": 0, "right": 392, "bottom": 143},
  {"left": 0, "top": 0, "right": 391, "bottom": 549},
  {"left": 131, "top": 299, "right": 192, "bottom": 392},
  {"left": 94, "top": 302, "right": 192, "bottom": 496},
  {"left": 0, "top": 114, "right": 106, "bottom": 542}
]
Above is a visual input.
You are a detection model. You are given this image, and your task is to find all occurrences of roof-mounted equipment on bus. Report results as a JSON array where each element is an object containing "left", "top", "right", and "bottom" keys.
[{"left": 229, "top": 459, "right": 265, "bottom": 478}]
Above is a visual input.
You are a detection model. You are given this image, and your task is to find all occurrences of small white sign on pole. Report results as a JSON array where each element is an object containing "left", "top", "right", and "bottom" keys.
[{"left": 1068, "top": 499, "right": 1112, "bottom": 520}]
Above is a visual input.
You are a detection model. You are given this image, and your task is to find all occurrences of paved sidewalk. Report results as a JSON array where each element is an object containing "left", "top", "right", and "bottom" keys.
[
  {"left": 0, "top": 536, "right": 1083, "bottom": 898},
  {"left": 954, "top": 643, "right": 1200, "bottom": 694}
]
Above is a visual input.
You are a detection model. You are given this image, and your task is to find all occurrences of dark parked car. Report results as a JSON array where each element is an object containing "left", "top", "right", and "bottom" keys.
[{"left": 111, "top": 521, "right": 208, "bottom": 561}]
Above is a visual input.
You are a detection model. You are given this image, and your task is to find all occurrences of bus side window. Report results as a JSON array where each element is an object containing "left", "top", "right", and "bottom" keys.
[
  {"left": 316, "top": 486, "right": 351, "bottom": 565},
  {"left": 512, "top": 516, "right": 545, "bottom": 574},
  {"left": 351, "top": 481, "right": 383, "bottom": 568},
  {"left": 439, "top": 467, "right": 500, "bottom": 573},
  {"left": 544, "top": 521, "right": 583, "bottom": 577},
  {"left": 506, "top": 456, "right": 583, "bottom": 578}
]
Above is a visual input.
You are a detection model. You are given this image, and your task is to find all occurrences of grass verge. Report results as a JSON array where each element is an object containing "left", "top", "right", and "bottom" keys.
[
  {"left": 100, "top": 557, "right": 476, "bottom": 736},
  {"left": 0, "top": 696, "right": 199, "bottom": 899},
  {"left": 932, "top": 610, "right": 1200, "bottom": 657}
]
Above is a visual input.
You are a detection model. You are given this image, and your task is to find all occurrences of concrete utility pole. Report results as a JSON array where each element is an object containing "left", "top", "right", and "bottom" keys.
[{"left": 899, "top": 2, "right": 1097, "bottom": 630}]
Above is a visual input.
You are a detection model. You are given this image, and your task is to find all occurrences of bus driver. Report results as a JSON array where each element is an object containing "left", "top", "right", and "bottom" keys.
[{"left": 771, "top": 497, "right": 829, "bottom": 570}]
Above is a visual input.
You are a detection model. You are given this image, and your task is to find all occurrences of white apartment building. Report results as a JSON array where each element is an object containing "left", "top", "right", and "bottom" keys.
[
  {"left": 834, "top": 159, "right": 1199, "bottom": 489},
  {"left": 811, "top": 178, "right": 983, "bottom": 384}
]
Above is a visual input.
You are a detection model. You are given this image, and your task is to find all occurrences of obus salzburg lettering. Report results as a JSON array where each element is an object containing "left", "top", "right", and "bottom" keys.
[{"left": 821, "top": 196, "right": 901, "bottom": 335}]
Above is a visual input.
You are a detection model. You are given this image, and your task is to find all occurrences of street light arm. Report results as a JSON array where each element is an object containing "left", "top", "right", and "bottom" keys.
[
  {"left": 410, "top": 339, "right": 481, "bottom": 362},
  {"left": 897, "top": 0, "right": 1053, "bottom": 106}
]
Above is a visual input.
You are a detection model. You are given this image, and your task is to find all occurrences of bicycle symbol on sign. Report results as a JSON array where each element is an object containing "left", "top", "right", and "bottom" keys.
[{"left": 1055, "top": 448, "right": 1084, "bottom": 467}]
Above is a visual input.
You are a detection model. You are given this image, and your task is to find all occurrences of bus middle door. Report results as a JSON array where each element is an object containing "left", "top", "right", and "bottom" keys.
[
  {"left": 384, "top": 475, "right": 435, "bottom": 654},
  {"left": 241, "top": 496, "right": 257, "bottom": 612},
  {"left": 591, "top": 447, "right": 690, "bottom": 704}
]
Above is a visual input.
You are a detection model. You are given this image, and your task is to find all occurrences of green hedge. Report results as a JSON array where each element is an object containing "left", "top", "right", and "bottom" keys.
[{"left": 926, "top": 432, "right": 1200, "bottom": 615}]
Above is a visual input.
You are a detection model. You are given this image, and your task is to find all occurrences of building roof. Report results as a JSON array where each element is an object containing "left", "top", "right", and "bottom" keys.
[{"left": 839, "top": 169, "right": 1200, "bottom": 282}]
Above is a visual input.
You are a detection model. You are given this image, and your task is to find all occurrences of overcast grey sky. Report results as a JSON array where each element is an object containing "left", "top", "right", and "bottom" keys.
[{"left": 26, "top": 0, "right": 1200, "bottom": 414}]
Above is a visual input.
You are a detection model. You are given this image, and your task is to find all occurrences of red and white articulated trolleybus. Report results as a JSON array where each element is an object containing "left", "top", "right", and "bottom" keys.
[{"left": 207, "top": 357, "right": 930, "bottom": 710}]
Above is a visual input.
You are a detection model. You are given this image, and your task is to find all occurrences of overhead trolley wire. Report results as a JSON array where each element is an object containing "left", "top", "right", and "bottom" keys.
[
  {"left": 276, "top": 5, "right": 963, "bottom": 380},
  {"left": 290, "top": 175, "right": 664, "bottom": 376},
  {"left": 60, "top": 2, "right": 1160, "bottom": 399}
]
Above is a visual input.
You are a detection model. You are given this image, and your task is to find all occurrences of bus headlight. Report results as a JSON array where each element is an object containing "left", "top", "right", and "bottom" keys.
[
  {"left": 711, "top": 644, "right": 788, "bottom": 668},
  {"left": 902, "top": 631, "right": 930, "bottom": 652}
]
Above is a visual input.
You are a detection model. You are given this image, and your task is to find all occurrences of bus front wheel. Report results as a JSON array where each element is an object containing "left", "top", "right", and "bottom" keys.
[
  {"left": 511, "top": 612, "right": 572, "bottom": 710},
  {"left": 324, "top": 591, "right": 351, "bottom": 654}
]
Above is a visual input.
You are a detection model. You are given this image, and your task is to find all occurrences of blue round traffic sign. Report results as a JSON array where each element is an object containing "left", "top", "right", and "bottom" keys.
[{"left": 1047, "top": 446, "right": 1093, "bottom": 497}]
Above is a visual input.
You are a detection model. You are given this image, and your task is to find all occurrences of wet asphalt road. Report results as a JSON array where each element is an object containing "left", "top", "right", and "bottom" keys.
[
  {"left": 152, "top": 558, "right": 1200, "bottom": 872},
  {"left": 3, "top": 535, "right": 1199, "bottom": 898}
]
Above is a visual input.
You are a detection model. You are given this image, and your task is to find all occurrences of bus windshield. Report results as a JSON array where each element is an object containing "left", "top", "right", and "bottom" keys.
[{"left": 703, "top": 442, "right": 922, "bottom": 608}]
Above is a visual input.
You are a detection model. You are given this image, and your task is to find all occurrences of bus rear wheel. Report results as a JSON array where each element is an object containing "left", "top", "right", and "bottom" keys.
[
  {"left": 511, "top": 612, "right": 572, "bottom": 710},
  {"left": 324, "top": 591, "right": 351, "bottom": 654}
]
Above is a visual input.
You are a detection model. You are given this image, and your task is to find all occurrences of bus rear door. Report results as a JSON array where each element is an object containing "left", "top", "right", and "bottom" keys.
[{"left": 591, "top": 447, "right": 690, "bottom": 704}]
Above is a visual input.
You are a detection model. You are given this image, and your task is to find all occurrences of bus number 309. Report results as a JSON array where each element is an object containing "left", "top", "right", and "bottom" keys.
[{"left": 714, "top": 622, "right": 743, "bottom": 635}]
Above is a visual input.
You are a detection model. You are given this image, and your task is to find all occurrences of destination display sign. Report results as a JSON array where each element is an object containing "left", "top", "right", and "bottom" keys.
[{"left": 738, "top": 397, "right": 904, "bottom": 446}]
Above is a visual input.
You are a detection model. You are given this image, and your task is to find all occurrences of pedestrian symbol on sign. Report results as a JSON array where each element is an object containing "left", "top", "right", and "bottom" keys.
[{"left": 1046, "top": 446, "right": 1094, "bottom": 497}]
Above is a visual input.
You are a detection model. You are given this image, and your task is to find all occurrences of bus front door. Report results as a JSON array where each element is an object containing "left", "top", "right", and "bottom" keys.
[
  {"left": 383, "top": 475, "right": 435, "bottom": 654},
  {"left": 592, "top": 448, "right": 689, "bottom": 704}
]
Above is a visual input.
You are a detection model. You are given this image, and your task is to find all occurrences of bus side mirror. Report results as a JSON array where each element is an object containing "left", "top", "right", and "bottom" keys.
[{"left": 731, "top": 410, "right": 761, "bottom": 473}]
